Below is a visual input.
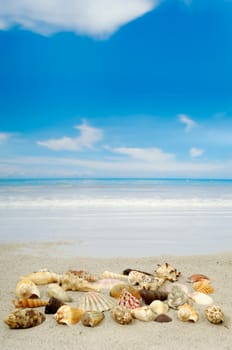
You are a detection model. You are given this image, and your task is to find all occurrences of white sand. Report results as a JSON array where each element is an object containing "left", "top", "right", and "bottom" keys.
[{"left": 0, "top": 243, "right": 231, "bottom": 350}]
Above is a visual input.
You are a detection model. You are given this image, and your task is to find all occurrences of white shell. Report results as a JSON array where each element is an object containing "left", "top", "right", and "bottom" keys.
[
  {"left": 131, "top": 306, "right": 155, "bottom": 322},
  {"left": 149, "top": 300, "right": 169, "bottom": 315},
  {"left": 79, "top": 292, "right": 116, "bottom": 312},
  {"left": 47, "top": 283, "right": 73, "bottom": 302},
  {"left": 189, "top": 292, "right": 213, "bottom": 305}
]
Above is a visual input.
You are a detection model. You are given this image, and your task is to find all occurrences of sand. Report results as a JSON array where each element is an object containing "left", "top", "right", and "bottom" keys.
[{"left": 0, "top": 243, "right": 231, "bottom": 350}]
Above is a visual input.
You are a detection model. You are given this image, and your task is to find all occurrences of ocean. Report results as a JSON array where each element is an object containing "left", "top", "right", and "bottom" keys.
[{"left": 0, "top": 178, "right": 231, "bottom": 257}]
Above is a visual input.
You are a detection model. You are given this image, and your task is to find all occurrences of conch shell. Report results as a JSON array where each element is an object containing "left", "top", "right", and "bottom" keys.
[
  {"left": 54, "top": 305, "right": 83, "bottom": 325},
  {"left": 81, "top": 311, "right": 105, "bottom": 327},
  {"left": 66, "top": 270, "right": 97, "bottom": 282},
  {"left": 60, "top": 272, "right": 98, "bottom": 292},
  {"left": 22, "top": 269, "right": 61, "bottom": 285},
  {"left": 168, "top": 285, "right": 188, "bottom": 309},
  {"left": 79, "top": 292, "right": 115, "bottom": 312},
  {"left": 205, "top": 305, "right": 224, "bottom": 324},
  {"left": 128, "top": 271, "right": 154, "bottom": 286},
  {"left": 110, "top": 284, "right": 141, "bottom": 299},
  {"left": 101, "top": 271, "right": 128, "bottom": 281},
  {"left": 177, "top": 303, "right": 199, "bottom": 323},
  {"left": 15, "top": 278, "right": 40, "bottom": 299},
  {"left": 155, "top": 263, "right": 181, "bottom": 282},
  {"left": 149, "top": 300, "right": 169, "bottom": 315},
  {"left": 111, "top": 306, "right": 132, "bottom": 325},
  {"left": 193, "top": 279, "right": 214, "bottom": 294},
  {"left": 47, "top": 283, "right": 73, "bottom": 302},
  {"left": 13, "top": 298, "right": 48, "bottom": 308},
  {"left": 131, "top": 306, "right": 155, "bottom": 322},
  {"left": 4, "top": 309, "right": 45, "bottom": 329}
]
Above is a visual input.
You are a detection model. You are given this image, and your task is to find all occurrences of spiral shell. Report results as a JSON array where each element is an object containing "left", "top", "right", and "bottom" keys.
[
  {"left": 205, "top": 305, "right": 224, "bottom": 324},
  {"left": 4, "top": 309, "right": 45, "bottom": 329},
  {"left": 111, "top": 306, "right": 132, "bottom": 325},
  {"left": 168, "top": 285, "right": 188, "bottom": 309},
  {"left": 193, "top": 279, "right": 214, "bottom": 294},
  {"left": 81, "top": 311, "right": 105, "bottom": 327},
  {"left": 47, "top": 283, "right": 73, "bottom": 302},
  {"left": 13, "top": 298, "right": 48, "bottom": 308},
  {"left": 22, "top": 269, "right": 61, "bottom": 285},
  {"left": 15, "top": 278, "right": 40, "bottom": 299},
  {"left": 177, "top": 303, "right": 199, "bottom": 323},
  {"left": 155, "top": 263, "right": 181, "bottom": 282},
  {"left": 54, "top": 305, "right": 83, "bottom": 325},
  {"left": 101, "top": 271, "right": 128, "bottom": 281}
]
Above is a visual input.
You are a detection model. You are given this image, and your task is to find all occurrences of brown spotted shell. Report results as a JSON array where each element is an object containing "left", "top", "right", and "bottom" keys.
[
  {"left": 111, "top": 306, "right": 132, "bottom": 325},
  {"left": 205, "top": 305, "right": 224, "bottom": 324},
  {"left": 193, "top": 279, "right": 214, "bottom": 294},
  {"left": 4, "top": 309, "right": 45, "bottom": 329}
]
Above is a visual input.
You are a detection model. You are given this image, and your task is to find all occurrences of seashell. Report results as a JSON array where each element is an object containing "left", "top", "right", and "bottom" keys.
[
  {"left": 149, "top": 300, "right": 169, "bottom": 315},
  {"left": 177, "top": 303, "right": 199, "bottom": 322},
  {"left": 189, "top": 292, "right": 213, "bottom": 305},
  {"left": 155, "top": 263, "right": 181, "bottom": 282},
  {"left": 187, "top": 274, "right": 210, "bottom": 283},
  {"left": 81, "top": 311, "right": 105, "bottom": 327},
  {"left": 47, "top": 283, "right": 73, "bottom": 302},
  {"left": 45, "top": 297, "right": 64, "bottom": 314},
  {"left": 92, "top": 278, "right": 124, "bottom": 291},
  {"left": 110, "top": 284, "right": 141, "bottom": 299},
  {"left": 79, "top": 292, "right": 115, "bottom": 312},
  {"left": 13, "top": 298, "right": 48, "bottom": 308},
  {"left": 168, "top": 285, "right": 188, "bottom": 309},
  {"left": 160, "top": 282, "right": 189, "bottom": 295},
  {"left": 118, "top": 290, "right": 141, "bottom": 309},
  {"left": 101, "top": 271, "right": 128, "bottom": 281},
  {"left": 4, "top": 309, "right": 45, "bottom": 329},
  {"left": 128, "top": 270, "right": 154, "bottom": 286},
  {"left": 111, "top": 306, "right": 132, "bottom": 325},
  {"left": 139, "top": 289, "right": 168, "bottom": 304},
  {"left": 205, "top": 305, "right": 224, "bottom": 324},
  {"left": 22, "top": 269, "right": 61, "bottom": 285},
  {"left": 193, "top": 279, "right": 214, "bottom": 294},
  {"left": 154, "top": 314, "right": 172, "bottom": 323},
  {"left": 131, "top": 306, "right": 155, "bottom": 322},
  {"left": 15, "top": 278, "right": 40, "bottom": 299},
  {"left": 123, "top": 268, "right": 153, "bottom": 276},
  {"left": 138, "top": 279, "right": 162, "bottom": 291},
  {"left": 60, "top": 273, "right": 98, "bottom": 292},
  {"left": 54, "top": 305, "right": 83, "bottom": 326},
  {"left": 66, "top": 270, "right": 97, "bottom": 282}
]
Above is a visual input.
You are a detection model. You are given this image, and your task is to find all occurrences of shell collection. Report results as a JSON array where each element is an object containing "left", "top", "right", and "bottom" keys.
[{"left": 3, "top": 263, "right": 225, "bottom": 330}]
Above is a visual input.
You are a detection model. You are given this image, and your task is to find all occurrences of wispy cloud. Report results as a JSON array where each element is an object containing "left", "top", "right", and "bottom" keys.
[
  {"left": 37, "top": 120, "right": 103, "bottom": 151},
  {"left": 0, "top": 132, "right": 10, "bottom": 143},
  {"left": 113, "top": 147, "right": 175, "bottom": 162},
  {"left": 190, "top": 147, "right": 204, "bottom": 158},
  {"left": 0, "top": 0, "right": 160, "bottom": 38},
  {"left": 178, "top": 114, "right": 198, "bottom": 132}
]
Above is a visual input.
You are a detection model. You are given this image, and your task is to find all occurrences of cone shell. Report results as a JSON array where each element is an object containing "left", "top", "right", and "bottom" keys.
[
  {"left": 22, "top": 270, "right": 61, "bottom": 285},
  {"left": 66, "top": 270, "right": 97, "bottom": 282},
  {"left": 155, "top": 263, "right": 181, "bottom": 282},
  {"left": 79, "top": 292, "right": 115, "bottom": 312},
  {"left": 131, "top": 306, "right": 155, "bottom": 322},
  {"left": 154, "top": 314, "right": 172, "bottom": 323},
  {"left": 187, "top": 274, "right": 210, "bottom": 283},
  {"left": 149, "top": 300, "right": 169, "bottom": 315},
  {"left": 81, "top": 311, "right": 105, "bottom": 327},
  {"left": 13, "top": 298, "right": 48, "bottom": 308},
  {"left": 54, "top": 305, "right": 83, "bottom": 325},
  {"left": 15, "top": 278, "right": 40, "bottom": 299},
  {"left": 111, "top": 306, "right": 132, "bottom": 325},
  {"left": 101, "top": 271, "right": 128, "bottom": 281},
  {"left": 45, "top": 297, "right": 64, "bottom": 314},
  {"left": 168, "top": 285, "right": 188, "bottom": 309},
  {"left": 110, "top": 284, "right": 141, "bottom": 299},
  {"left": 189, "top": 292, "right": 213, "bottom": 305},
  {"left": 4, "top": 309, "right": 45, "bottom": 329},
  {"left": 193, "top": 279, "right": 214, "bottom": 294},
  {"left": 205, "top": 305, "right": 224, "bottom": 324},
  {"left": 118, "top": 290, "right": 141, "bottom": 309},
  {"left": 139, "top": 289, "right": 168, "bottom": 304},
  {"left": 177, "top": 303, "right": 199, "bottom": 323},
  {"left": 47, "top": 283, "right": 73, "bottom": 302}
]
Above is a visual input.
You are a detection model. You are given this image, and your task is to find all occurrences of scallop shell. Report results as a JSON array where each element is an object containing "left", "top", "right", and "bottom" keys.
[
  {"left": 177, "top": 303, "right": 199, "bottom": 322},
  {"left": 149, "top": 300, "right": 169, "bottom": 315},
  {"left": 15, "top": 278, "right": 40, "bottom": 299},
  {"left": 101, "top": 271, "right": 128, "bottom": 281},
  {"left": 168, "top": 285, "right": 188, "bottom": 309},
  {"left": 47, "top": 283, "right": 73, "bottom": 302},
  {"left": 193, "top": 279, "right": 214, "bottom": 294},
  {"left": 45, "top": 297, "right": 64, "bottom": 314},
  {"left": 111, "top": 306, "right": 132, "bottom": 325},
  {"left": 154, "top": 314, "right": 172, "bottom": 323},
  {"left": 155, "top": 263, "right": 181, "bottom": 282},
  {"left": 54, "top": 305, "right": 83, "bottom": 325},
  {"left": 131, "top": 306, "right": 155, "bottom": 322},
  {"left": 81, "top": 311, "right": 105, "bottom": 327},
  {"left": 13, "top": 298, "right": 48, "bottom": 308},
  {"left": 128, "top": 271, "right": 154, "bottom": 286},
  {"left": 22, "top": 269, "right": 61, "bottom": 285},
  {"left": 60, "top": 273, "right": 98, "bottom": 292},
  {"left": 110, "top": 284, "right": 141, "bottom": 299},
  {"left": 4, "top": 309, "right": 45, "bottom": 329},
  {"left": 139, "top": 289, "right": 168, "bottom": 304},
  {"left": 189, "top": 292, "right": 213, "bottom": 305},
  {"left": 118, "top": 290, "right": 141, "bottom": 310},
  {"left": 66, "top": 270, "right": 97, "bottom": 282},
  {"left": 205, "top": 305, "right": 224, "bottom": 324},
  {"left": 79, "top": 292, "right": 115, "bottom": 312},
  {"left": 187, "top": 274, "right": 210, "bottom": 283}
]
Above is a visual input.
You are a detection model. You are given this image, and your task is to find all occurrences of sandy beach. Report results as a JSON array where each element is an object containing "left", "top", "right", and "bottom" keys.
[{"left": 1, "top": 243, "right": 231, "bottom": 350}]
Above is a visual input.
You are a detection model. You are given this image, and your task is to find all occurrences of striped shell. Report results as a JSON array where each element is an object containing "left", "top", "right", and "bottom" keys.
[
  {"left": 79, "top": 292, "right": 115, "bottom": 312},
  {"left": 15, "top": 278, "right": 40, "bottom": 299},
  {"left": 13, "top": 299, "right": 48, "bottom": 308},
  {"left": 193, "top": 279, "right": 214, "bottom": 294},
  {"left": 4, "top": 309, "right": 45, "bottom": 329},
  {"left": 177, "top": 303, "right": 199, "bottom": 323},
  {"left": 111, "top": 306, "right": 132, "bottom": 325},
  {"left": 118, "top": 290, "right": 141, "bottom": 309},
  {"left": 205, "top": 305, "right": 224, "bottom": 324}
]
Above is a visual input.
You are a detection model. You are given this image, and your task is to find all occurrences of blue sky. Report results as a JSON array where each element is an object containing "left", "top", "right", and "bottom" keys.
[{"left": 0, "top": 0, "right": 232, "bottom": 178}]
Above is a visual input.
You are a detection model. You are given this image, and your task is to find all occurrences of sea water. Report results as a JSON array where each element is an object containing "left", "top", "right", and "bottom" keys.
[{"left": 0, "top": 178, "right": 231, "bottom": 257}]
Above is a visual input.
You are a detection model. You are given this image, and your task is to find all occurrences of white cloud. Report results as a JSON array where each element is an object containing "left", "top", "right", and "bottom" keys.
[
  {"left": 113, "top": 147, "right": 175, "bottom": 162},
  {"left": 37, "top": 120, "right": 103, "bottom": 151},
  {"left": 178, "top": 114, "right": 198, "bottom": 132},
  {"left": 0, "top": 132, "right": 10, "bottom": 143},
  {"left": 190, "top": 147, "right": 204, "bottom": 158},
  {"left": 0, "top": 0, "right": 160, "bottom": 38}
]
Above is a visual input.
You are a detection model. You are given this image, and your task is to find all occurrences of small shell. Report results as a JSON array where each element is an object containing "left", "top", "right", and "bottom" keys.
[
  {"left": 101, "top": 271, "right": 128, "bottom": 281},
  {"left": 139, "top": 289, "right": 168, "bottom": 304},
  {"left": 79, "top": 292, "right": 115, "bottom": 312},
  {"left": 15, "top": 278, "right": 40, "bottom": 299},
  {"left": 205, "top": 305, "right": 224, "bottom": 324},
  {"left": 160, "top": 282, "right": 189, "bottom": 294},
  {"left": 22, "top": 270, "right": 61, "bottom": 285},
  {"left": 13, "top": 299, "right": 48, "bottom": 308},
  {"left": 189, "top": 292, "right": 213, "bottom": 305},
  {"left": 177, "top": 303, "right": 199, "bottom": 322},
  {"left": 118, "top": 290, "right": 141, "bottom": 309},
  {"left": 131, "top": 306, "right": 155, "bottom": 322},
  {"left": 54, "top": 305, "right": 83, "bottom": 326},
  {"left": 61, "top": 273, "right": 98, "bottom": 292},
  {"left": 45, "top": 297, "right": 64, "bottom": 314},
  {"left": 168, "top": 285, "right": 188, "bottom": 309},
  {"left": 81, "top": 311, "right": 105, "bottom": 327},
  {"left": 110, "top": 284, "right": 141, "bottom": 299},
  {"left": 149, "top": 300, "right": 169, "bottom": 315},
  {"left": 4, "top": 309, "right": 45, "bottom": 329},
  {"left": 66, "top": 270, "right": 97, "bottom": 282},
  {"left": 187, "top": 274, "right": 210, "bottom": 283},
  {"left": 154, "top": 314, "right": 172, "bottom": 323},
  {"left": 111, "top": 306, "right": 132, "bottom": 325},
  {"left": 123, "top": 268, "right": 153, "bottom": 276},
  {"left": 92, "top": 278, "right": 125, "bottom": 291},
  {"left": 193, "top": 279, "right": 214, "bottom": 294},
  {"left": 47, "top": 283, "right": 73, "bottom": 302},
  {"left": 128, "top": 271, "right": 154, "bottom": 286},
  {"left": 155, "top": 263, "right": 181, "bottom": 282}
]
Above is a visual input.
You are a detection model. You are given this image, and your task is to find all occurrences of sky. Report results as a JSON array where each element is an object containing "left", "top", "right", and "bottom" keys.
[{"left": 0, "top": 0, "right": 232, "bottom": 178}]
